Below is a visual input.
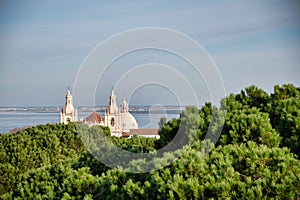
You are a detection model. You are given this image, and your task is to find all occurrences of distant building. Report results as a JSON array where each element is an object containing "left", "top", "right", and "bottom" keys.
[
  {"left": 102, "top": 89, "right": 138, "bottom": 136},
  {"left": 126, "top": 128, "right": 160, "bottom": 139},
  {"left": 60, "top": 88, "right": 78, "bottom": 124},
  {"left": 59, "top": 87, "right": 159, "bottom": 138}
]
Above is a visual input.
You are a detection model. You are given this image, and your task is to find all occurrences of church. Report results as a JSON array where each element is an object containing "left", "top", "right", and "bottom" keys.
[
  {"left": 60, "top": 88, "right": 78, "bottom": 124},
  {"left": 60, "top": 88, "right": 159, "bottom": 138}
]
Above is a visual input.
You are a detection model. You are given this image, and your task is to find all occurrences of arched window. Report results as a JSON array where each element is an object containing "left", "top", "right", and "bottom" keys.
[
  {"left": 67, "top": 118, "right": 71, "bottom": 123},
  {"left": 110, "top": 118, "right": 115, "bottom": 126}
]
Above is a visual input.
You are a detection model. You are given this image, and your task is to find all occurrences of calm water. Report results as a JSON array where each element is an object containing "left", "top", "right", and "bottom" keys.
[{"left": 0, "top": 109, "right": 180, "bottom": 133}]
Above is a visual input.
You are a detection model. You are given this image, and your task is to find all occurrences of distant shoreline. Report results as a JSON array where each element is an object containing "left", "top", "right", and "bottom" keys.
[{"left": 0, "top": 106, "right": 184, "bottom": 114}]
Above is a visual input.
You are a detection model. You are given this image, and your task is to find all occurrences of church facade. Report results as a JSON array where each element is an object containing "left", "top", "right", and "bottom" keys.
[
  {"left": 61, "top": 88, "right": 159, "bottom": 138},
  {"left": 102, "top": 89, "right": 138, "bottom": 136}
]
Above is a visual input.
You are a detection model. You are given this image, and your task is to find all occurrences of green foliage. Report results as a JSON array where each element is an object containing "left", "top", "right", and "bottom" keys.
[
  {"left": 155, "top": 118, "right": 180, "bottom": 149},
  {"left": 110, "top": 136, "right": 156, "bottom": 153},
  {"left": 198, "top": 102, "right": 214, "bottom": 138},
  {"left": 3, "top": 139, "right": 300, "bottom": 199},
  {"left": 202, "top": 142, "right": 300, "bottom": 199},
  {"left": 267, "top": 84, "right": 300, "bottom": 157},
  {"left": 76, "top": 141, "right": 299, "bottom": 199},
  {"left": 272, "top": 98, "right": 300, "bottom": 156},
  {"left": 158, "top": 117, "right": 167, "bottom": 129},
  {"left": 271, "top": 83, "right": 300, "bottom": 101},
  {"left": 219, "top": 106, "right": 281, "bottom": 147},
  {"left": 6, "top": 159, "right": 99, "bottom": 199},
  {"left": 155, "top": 104, "right": 215, "bottom": 150},
  {"left": 0, "top": 123, "right": 85, "bottom": 195},
  {"left": 1, "top": 83, "right": 300, "bottom": 199},
  {"left": 219, "top": 84, "right": 300, "bottom": 156},
  {"left": 236, "top": 85, "right": 270, "bottom": 111}
]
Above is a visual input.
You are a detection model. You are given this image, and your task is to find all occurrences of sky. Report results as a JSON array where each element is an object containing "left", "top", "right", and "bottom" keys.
[{"left": 0, "top": 0, "right": 299, "bottom": 107}]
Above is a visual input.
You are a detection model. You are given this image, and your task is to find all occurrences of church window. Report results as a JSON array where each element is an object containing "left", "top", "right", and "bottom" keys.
[{"left": 111, "top": 118, "right": 115, "bottom": 126}]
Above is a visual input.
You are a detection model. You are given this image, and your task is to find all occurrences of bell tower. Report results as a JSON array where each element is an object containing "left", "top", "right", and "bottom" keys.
[
  {"left": 108, "top": 88, "right": 119, "bottom": 114},
  {"left": 121, "top": 97, "right": 129, "bottom": 113},
  {"left": 104, "top": 87, "right": 121, "bottom": 136},
  {"left": 60, "top": 87, "right": 78, "bottom": 124}
]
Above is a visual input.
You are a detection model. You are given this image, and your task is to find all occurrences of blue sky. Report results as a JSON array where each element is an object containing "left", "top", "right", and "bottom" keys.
[{"left": 0, "top": 0, "right": 299, "bottom": 106}]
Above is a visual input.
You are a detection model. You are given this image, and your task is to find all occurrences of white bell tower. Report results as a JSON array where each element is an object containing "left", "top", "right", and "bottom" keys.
[
  {"left": 60, "top": 87, "right": 78, "bottom": 124},
  {"left": 104, "top": 88, "right": 121, "bottom": 136}
]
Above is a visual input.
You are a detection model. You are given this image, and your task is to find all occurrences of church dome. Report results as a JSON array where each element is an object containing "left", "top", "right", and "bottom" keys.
[{"left": 119, "top": 112, "right": 138, "bottom": 131}]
